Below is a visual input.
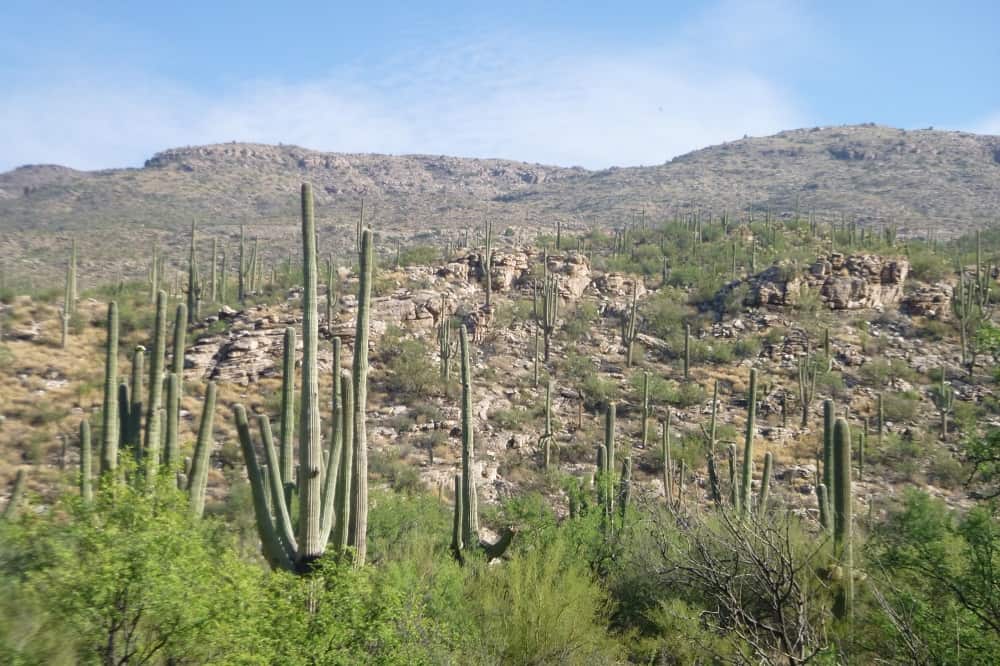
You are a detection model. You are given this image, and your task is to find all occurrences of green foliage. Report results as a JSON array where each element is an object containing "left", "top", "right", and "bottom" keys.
[
  {"left": 398, "top": 244, "right": 441, "bottom": 267},
  {"left": 562, "top": 300, "right": 599, "bottom": 339},
  {"left": 868, "top": 490, "right": 1000, "bottom": 664},
  {"left": 379, "top": 327, "right": 440, "bottom": 399},
  {"left": 0, "top": 476, "right": 266, "bottom": 664}
]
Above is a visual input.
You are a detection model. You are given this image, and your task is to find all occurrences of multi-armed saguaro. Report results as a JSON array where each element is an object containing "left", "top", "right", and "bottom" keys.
[{"left": 235, "top": 184, "right": 373, "bottom": 573}]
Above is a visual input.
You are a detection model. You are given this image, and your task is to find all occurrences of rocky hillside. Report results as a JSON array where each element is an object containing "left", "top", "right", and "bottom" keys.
[{"left": 3, "top": 124, "right": 1000, "bottom": 287}]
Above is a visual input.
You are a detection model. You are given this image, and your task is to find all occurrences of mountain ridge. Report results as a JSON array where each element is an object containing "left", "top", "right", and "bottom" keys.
[{"left": 3, "top": 123, "right": 1000, "bottom": 283}]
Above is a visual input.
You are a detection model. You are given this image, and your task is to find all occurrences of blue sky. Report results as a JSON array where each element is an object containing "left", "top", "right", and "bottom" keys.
[{"left": 2, "top": 0, "right": 999, "bottom": 171}]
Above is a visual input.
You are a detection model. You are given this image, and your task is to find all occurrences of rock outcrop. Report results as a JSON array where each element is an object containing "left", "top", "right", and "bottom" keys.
[
  {"left": 721, "top": 253, "right": 909, "bottom": 311},
  {"left": 901, "top": 283, "right": 952, "bottom": 319}
]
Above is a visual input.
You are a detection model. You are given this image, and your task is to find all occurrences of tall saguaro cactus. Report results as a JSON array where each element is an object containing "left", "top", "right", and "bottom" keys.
[
  {"left": 459, "top": 324, "right": 480, "bottom": 546},
  {"left": 144, "top": 291, "right": 167, "bottom": 478},
  {"left": 739, "top": 368, "right": 757, "bottom": 517},
  {"left": 234, "top": 184, "right": 373, "bottom": 573},
  {"left": 833, "top": 417, "right": 854, "bottom": 618},
  {"left": 350, "top": 227, "right": 374, "bottom": 565},
  {"left": 100, "top": 302, "right": 119, "bottom": 474},
  {"left": 298, "top": 183, "right": 324, "bottom": 566}
]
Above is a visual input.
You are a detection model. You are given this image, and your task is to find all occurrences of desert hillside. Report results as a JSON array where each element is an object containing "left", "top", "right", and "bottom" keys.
[{"left": 3, "top": 124, "right": 1000, "bottom": 288}]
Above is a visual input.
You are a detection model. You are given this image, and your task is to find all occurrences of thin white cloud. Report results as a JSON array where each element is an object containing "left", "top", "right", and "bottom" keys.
[{"left": 0, "top": 1, "right": 811, "bottom": 171}]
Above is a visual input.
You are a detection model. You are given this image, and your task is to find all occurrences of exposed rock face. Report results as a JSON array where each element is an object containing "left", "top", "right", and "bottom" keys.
[
  {"left": 901, "top": 283, "right": 952, "bottom": 319},
  {"left": 548, "top": 252, "right": 592, "bottom": 298},
  {"left": 436, "top": 249, "right": 592, "bottom": 300},
  {"left": 814, "top": 254, "right": 908, "bottom": 309},
  {"left": 593, "top": 272, "right": 647, "bottom": 298},
  {"left": 725, "top": 253, "right": 909, "bottom": 311}
]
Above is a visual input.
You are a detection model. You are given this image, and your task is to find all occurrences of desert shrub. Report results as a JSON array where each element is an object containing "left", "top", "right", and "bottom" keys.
[
  {"left": 398, "top": 244, "right": 440, "bottom": 267},
  {"left": 734, "top": 335, "right": 762, "bottom": 359},
  {"left": 465, "top": 536, "right": 619, "bottom": 664},
  {"left": 563, "top": 300, "right": 599, "bottom": 339},
  {"left": 490, "top": 406, "right": 532, "bottom": 432},
  {"left": 380, "top": 327, "right": 440, "bottom": 400},
  {"left": 369, "top": 450, "right": 426, "bottom": 494},
  {"left": 881, "top": 391, "right": 920, "bottom": 423}
]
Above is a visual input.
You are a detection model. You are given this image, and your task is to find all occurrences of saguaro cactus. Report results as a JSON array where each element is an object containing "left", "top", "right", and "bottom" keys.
[
  {"left": 163, "top": 373, "right": 180, "bottom": 470},
  {"left": 541, "top": 275, "right": 559, "bottom": 361},
  {"left": 350, "top": 227, "right": 374, "bottom": 565},
  {"left": 758, "top": 451, "right": 772, "bottom": 513},
  {"left": 539, "top": 379, "right": 554, "bottom": 470},
  {"left": 622, "top": 283, "right": 639, "bottom": 367},
  {"left": 187, "top": 222, "right": 201, "bottom": 322},
  {"left": 298, "top": 183, "right": 325, "bottom": 566},
  {"left": 833, "top": 417, "right": 854, "bottom": 618},
  {"left": 234, "top": 185, "right": 373, "bottom": 573},
  {"left": 932, "top": 368, "right": 955, "bottom": 438},
  {"left": 662, "top": 413, "right": 673, "bottom": 507},
  {"left": 683, "top": 324, "right": 691, "bottom": 380},
  {"left": 797, "top": 355, "right": 818, "bottom": 427},
  {"left": 483, "top": 220, "right": 494, "bottom": 308},
  {"left": 126, "top": 347, "right": 145, "bottom": 455},
  {"left": 728, "top": 443, "right": 739, "bottom": 513},
  {"left": 100, "top": 302, "right": 119, "bottom": 474},
  {"left": 187, "top": 381, "right": 217, "bottom": 517},
  {"left": 438, "top": 316, "right": 453, "bottom": 383},
  {"left": 739, "top": 368, "right": 757, "bottom": 517},
  {"left": 80, "top": 419, "right": 92, "bottom": 502},
  {"left": 817, "top": 483, "right": 831, "bottom": 532},
  {"left": 144, "top": 291, "right": 167, "bottom": 478},
  {"left": 459, "top": 324, "right": 480, "bottom": 546},
  {"left": 705, "top": 381, "right": 722, "bottom": 505},
  {"left": 451, "top": 474, "right": 463, "bottom": 560},
  {"left": 280, "top": 327, "right": 296, "bottom": 505},
  {"left": 822, "top": 399, "right": 834, "bottom": 499}
]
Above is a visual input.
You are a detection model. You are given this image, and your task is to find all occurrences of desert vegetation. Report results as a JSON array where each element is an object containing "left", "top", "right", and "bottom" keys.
[{"left": 2, "top": 177, "right": 1000, "bottom": 665}]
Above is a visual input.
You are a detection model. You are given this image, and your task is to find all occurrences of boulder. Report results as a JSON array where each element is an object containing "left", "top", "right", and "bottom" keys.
[{"left": 901, "top": 283, "right": 952, "bottom": 319}]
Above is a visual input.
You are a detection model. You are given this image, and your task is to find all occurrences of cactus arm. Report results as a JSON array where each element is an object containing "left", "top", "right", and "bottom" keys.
[
  {"left": 234, "top": 405, "right": 294, "bottom": 570},
  {"left": 258, "top": 414, "right": 300, "bottom": 557},
  {"left": 758, "top": 451, "right": 772, "bottom": 513},
  {"left": 451, "top": 474, "right": 464, "bottom": 560},
  {"left": 187, "top": 381, "right": 217, "bottom": 518},
  {"left": 333, "top": 371, "right": 354, "bottom": 554},
  {"left": 319, "top": 338, "right": 343, "bottom": 545},
  {"left": 279, "top": 327, "right": 296, "bottom": 503}
]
